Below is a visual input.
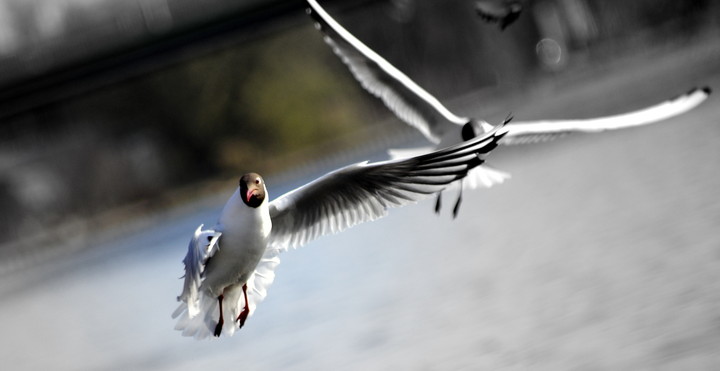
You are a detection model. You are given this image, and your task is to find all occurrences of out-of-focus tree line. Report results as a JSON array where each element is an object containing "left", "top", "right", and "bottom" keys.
[
  {"left": 0, "top": 0, "right": 717, "bottom": 246},
  {"left": 0, "top": 25, "right": 372, "bottom": 244}
]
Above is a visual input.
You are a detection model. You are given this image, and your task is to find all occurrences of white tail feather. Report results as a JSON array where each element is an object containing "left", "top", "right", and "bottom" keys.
[
  {"left": 172, "top": 248, "right": 282, "bottom": 339},
  {"left": 465, "top": 165, "right": 512, "bottom": 189}
]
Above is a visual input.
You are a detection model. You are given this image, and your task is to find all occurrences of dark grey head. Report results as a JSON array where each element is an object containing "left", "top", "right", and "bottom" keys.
[
  {"left": 239, "top": 173, "right": 266, "bottom": 208},
  {"left": 461, "top": 120, "right": 477, "bottom": 141}
]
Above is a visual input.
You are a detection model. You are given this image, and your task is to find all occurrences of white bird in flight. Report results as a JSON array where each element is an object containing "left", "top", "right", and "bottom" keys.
[
  {"left": 306, "top": 0, "right": 711, "bottom": 216},
  {"left": 173, "top": 121, "right": 509, "bottom": 339}
]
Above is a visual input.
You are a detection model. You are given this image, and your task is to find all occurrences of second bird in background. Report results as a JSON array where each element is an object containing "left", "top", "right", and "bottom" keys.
[{"left": 306, "top": 0, "right": 711, "bottom": 217}]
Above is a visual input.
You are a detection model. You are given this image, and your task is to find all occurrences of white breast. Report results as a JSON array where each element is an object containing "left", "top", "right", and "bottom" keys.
[{"left": 201, "top": 188, "right": 272, "bottom": 297}]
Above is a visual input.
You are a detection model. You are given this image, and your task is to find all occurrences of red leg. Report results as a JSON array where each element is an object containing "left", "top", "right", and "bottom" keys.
[
  {"left": 452, "top": 181, "right": 464, "bottom": 219},
  {"left": 434, "top": 192, "right": 442, "bottom": 214},
  {"left": 213, "top": 295, "right": 224, "bottom": 337},
  {"left": 236, "top": 284, "right": 250, "bottom": 328}
]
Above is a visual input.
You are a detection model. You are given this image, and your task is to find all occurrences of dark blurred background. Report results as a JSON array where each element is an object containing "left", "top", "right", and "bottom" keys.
[{"left": 0, "top": 0, "right": 718, "bottom": 248}]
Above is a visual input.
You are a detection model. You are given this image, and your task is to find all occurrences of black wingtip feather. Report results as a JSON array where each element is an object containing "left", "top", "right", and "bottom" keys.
[{"left": 503, "top": 113, "right": 514, "bottom": 125}]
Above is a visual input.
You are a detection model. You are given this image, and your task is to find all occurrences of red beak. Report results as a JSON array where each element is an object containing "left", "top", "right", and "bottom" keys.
[{"left": 246, "top": 189, "right": 256, "bottom": 203}]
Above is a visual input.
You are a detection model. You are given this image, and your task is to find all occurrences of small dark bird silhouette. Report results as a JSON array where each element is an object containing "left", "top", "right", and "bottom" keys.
[{"left": 475, "top": 0, "right": 524, "bottom": 30}]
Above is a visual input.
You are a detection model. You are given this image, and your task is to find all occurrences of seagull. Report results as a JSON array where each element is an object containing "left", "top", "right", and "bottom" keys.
[
  {"left": 173, "top": 121, "right": 509, "bottom": 339},
  {"left": 474, "top": 0, "right": 524, "bottom": 30},
  {"left": 306, "top": 0, "right": 711, "bottom": 216}
]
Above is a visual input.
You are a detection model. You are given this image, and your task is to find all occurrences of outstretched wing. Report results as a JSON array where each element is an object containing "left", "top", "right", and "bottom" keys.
[
  {"left": 174, "top": 224, "right": 221, "bottom": 319},
  {"left": 268, "top": 120, "right": 509, "bottom": 251},
  {"left": 307, "top": 0, "right": 467, "bottom": 143},
  {"left": 501, "top": 87, "right": 711, "bottom": 145}
]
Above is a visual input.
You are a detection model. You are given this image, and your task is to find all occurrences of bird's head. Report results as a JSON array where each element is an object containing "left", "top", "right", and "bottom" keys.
[
  {"left": 239, "top": 173, "right": 266, "bottom": 208},
  {"left": 461, "top": 120, "right": 478, "bottom": 141},
  {"left": 464, "top": 119, "right": 504, "bottom": 141}
]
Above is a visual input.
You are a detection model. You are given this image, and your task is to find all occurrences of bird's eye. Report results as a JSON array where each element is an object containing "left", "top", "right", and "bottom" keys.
[{"left": 255, "top": 178, "right": 261, "bottom": 185}]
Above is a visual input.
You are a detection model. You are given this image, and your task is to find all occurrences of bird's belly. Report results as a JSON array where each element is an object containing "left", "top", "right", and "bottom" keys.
[{"left": 201, "top": 232, "right": 267, "bottom": 297}]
